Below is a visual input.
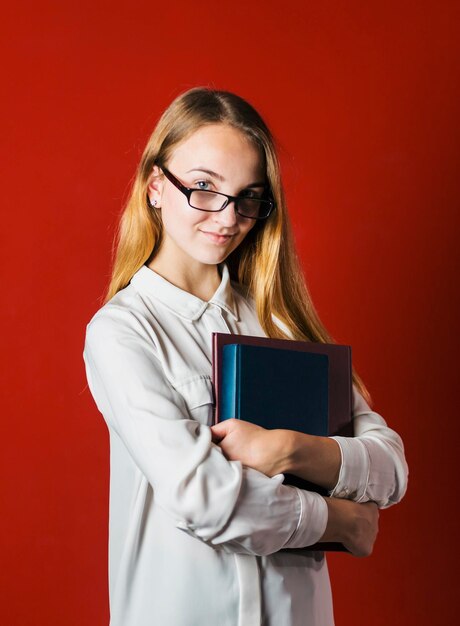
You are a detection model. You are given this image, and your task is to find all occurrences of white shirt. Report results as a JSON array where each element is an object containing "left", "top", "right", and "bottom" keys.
[{"left": 83, "top": 263, "right": 408, "bottom": 626}]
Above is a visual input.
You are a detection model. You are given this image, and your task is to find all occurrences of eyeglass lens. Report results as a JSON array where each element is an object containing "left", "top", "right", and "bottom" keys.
[{"left": 189, "top": 190, "right": 270, "bottom": 219}]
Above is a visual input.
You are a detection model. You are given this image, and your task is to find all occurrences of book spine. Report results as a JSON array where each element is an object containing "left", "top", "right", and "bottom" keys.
[
  {"left": 221, "top": 345, "right": 238, "bottom": 420},
  {"left": 235, "top": 345, "right": 242, "bottom": 419}
]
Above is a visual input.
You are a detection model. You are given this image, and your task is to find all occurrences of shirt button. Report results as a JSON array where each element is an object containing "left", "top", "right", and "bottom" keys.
[{"left": 176, "top": 521, "right": 188, "bottom": 530}]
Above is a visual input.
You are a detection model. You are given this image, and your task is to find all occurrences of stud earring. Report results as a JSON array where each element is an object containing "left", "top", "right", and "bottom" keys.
[{"left": 147, "top": 195, "right": 159, "bottom": 209}]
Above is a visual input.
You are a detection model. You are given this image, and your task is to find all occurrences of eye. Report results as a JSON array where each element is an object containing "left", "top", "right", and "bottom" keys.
[
  {"left": 195, "top": 180, "right": 211, "bottom": 190},
  {"left": 239, "top": 188, "right": 264, "bottom": 199}
]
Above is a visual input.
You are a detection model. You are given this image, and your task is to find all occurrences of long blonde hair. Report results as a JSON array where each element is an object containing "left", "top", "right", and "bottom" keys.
[{"left": 105, "top": 87, "right": 370, "bottom": 403}]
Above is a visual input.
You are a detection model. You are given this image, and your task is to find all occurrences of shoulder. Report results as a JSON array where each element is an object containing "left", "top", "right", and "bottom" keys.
[
  {"left": 229, "top": 279, "right": 255, "bottom": 311},
  {"left": 229, "top": 279, "right": 292, "bottom": 337},
  {"left": 230, "top": 278, "right": 250, "bottom": 299},
  {"left": 84, "top": 283, "right": 162, "bottom": 352}
]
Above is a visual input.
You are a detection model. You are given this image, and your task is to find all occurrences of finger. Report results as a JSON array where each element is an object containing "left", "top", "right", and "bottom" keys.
[
  {"left": 211, "top": 419, "right": 238, "bottom": 435},
  {"left": 210, "top": 422, "right": 230, "bottom": 440}
]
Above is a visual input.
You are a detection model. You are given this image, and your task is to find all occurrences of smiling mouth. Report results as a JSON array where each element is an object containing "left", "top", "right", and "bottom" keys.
[{"left": 200, "top": 231, "right": 236, "bottom": 244}]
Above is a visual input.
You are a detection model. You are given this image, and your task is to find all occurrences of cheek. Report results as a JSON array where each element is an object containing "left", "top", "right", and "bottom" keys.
[
  {"left": 240, "top": 221, "right": 257, "bottom": 240},
  {"left": 161, "top": 201, "right": 197, "bottom": 231},
  {"left": 231, "top": 225, "right": 255, "bottom": 251}
]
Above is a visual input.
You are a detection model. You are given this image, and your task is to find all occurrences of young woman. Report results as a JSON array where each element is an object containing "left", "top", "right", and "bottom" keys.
[{"left": 83, "top": 88, "right": 408, "bottom": 626}]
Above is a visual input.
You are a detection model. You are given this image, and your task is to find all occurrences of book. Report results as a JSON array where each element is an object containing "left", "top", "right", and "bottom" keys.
[
  {"left": 221, "top": 344, "right": 329, "bottom": 435},
  {"left": 211, "top": 332, "right": 353, "bottom": 552},
  {"left": 212, "top": 333, "right": 353, "bottom": 437}
]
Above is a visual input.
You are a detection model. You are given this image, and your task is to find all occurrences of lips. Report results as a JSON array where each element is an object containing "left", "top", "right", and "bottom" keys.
[{"left": 200, "top": 230, "right": 236, "bottom": 244}]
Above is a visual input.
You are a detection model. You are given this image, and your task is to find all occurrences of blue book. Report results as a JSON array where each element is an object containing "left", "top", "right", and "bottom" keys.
[{"left": 220, "top": 344, "right": 329, "bottom": 437}]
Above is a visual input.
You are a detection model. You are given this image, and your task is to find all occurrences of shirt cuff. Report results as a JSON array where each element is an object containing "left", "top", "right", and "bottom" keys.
[
  {"left": 328, "top": 436, "right": 370, "bottom": 501},
  {"left": 283, "top": 488, "right": 328, "bottom": 549}
]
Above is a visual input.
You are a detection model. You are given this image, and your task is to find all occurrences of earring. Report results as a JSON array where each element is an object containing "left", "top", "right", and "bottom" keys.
[{"left": 147, "top": 195, "right": 159, "bottom": 209}]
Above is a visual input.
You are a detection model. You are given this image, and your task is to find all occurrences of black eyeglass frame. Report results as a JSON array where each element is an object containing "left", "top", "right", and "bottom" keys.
[{"left": 148, "top": 165, "right": 275, "bottom": 220}]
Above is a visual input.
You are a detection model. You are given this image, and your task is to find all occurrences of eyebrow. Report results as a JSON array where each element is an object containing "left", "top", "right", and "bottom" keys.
[{"left": 186, "top": 168, "right": 266, "bottom": 188}]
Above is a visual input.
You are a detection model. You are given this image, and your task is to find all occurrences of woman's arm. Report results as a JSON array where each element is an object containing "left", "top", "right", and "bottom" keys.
[
  {"left": 211, "top": 388, "right": 408, "bottom": 509},
  {"left": 209, "top": 418, "right": 380, "bottom": 555},
  {"left": 211, "top": 420, "right": 341, "bottom": 489},
  {"left": 84, "top": 306, "right": 329, "bottom": 557},
  {"left": 319, "top": 498, "right": 379, "bottom": 557},
  {"left": 328, "top": 388, "right": 408, "bottom": 507}
]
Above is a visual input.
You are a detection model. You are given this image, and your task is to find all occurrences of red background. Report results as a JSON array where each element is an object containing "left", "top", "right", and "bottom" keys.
[{"left": 1, "top": 1, "right": 459, "bottom": 624}]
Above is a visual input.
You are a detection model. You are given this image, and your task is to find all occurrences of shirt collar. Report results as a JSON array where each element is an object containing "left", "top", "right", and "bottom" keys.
[{"left": 130, "top": 263, "right": 239, "bottom": 322}]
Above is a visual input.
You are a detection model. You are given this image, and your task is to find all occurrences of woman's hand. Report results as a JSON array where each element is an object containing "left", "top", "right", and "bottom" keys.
[
  {"left": 321, "top": 498, "right": 379, "bottom": 557},
  {"left": 212, "top": 420, "right": 341, "bottom": 490},
  {"left": 210, "top": 419, "right": 291, "bottom": 477}
]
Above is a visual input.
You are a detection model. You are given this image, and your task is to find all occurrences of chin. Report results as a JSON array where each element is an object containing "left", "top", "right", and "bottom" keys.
[{"left": 197, "top": 252, "right": 231, "bottom": 266}]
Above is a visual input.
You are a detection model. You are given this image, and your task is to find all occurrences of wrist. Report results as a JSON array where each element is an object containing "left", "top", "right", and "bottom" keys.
[
  {"left": 285, "top": 430, "right": 315, "bottom": 476},
  {"left": 320, "top": 497, "right": 352, "bottom": 545},
  {"left": 291, "top": 433, "right": 341, "bottom": 489},
  {"left": 320, "top": 497, "right": 379, "bottom": 557},
  {"left": 270, "top": 429, "right": 298, "bottom": 475}
]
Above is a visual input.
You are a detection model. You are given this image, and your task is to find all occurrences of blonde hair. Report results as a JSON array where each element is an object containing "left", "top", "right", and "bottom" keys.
[{"left": 105, "top": 87, "right": 371, "bottom": 403}]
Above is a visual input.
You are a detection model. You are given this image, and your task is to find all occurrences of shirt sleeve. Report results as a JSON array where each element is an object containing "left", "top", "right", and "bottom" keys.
[
  {"left": 329, "top": 386, "right": 408, "bottom": 508},
  {"left": 83, "top": 306, "right": 328, "bottom": 556}
]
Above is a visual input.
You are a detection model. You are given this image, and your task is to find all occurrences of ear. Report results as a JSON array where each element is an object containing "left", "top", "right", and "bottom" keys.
[{"left": 147, "top": 165, "right": 164, "bottom": 208}]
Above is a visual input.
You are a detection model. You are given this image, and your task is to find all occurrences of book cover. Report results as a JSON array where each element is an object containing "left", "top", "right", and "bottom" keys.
[
  {"left": 212, "top": 332, "right": 353, "bottom": 437},
  {"left": 221, "top": 344, "right": 329, "bottom": 435}
]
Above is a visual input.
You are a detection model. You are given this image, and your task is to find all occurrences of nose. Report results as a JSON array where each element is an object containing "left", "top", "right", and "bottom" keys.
[{"left": 212, "top": 200, "right": 239, "bottom": 228}]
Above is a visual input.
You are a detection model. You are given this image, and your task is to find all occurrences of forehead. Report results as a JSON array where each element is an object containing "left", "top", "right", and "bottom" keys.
[{"left": 167, "top": 124, "right": 264, "bottom": 178}]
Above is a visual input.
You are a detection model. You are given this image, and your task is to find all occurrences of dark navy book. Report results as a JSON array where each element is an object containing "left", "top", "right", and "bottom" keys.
[
  {"left": 220, "top": 343, "right": 330, "bottom": 497},
  {"left": 221, "top": 343, "right": 329, "bottom": 437}
]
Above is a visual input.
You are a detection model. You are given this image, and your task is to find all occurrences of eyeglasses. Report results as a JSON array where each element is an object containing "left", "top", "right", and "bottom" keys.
[{"left": 153, "top": 166, "right": 275, "bottom": 220}]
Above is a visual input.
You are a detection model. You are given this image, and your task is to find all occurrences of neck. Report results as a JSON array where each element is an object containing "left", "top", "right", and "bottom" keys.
[{"left": 147, "top": 256, "right": 222, "bottom": 301}]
